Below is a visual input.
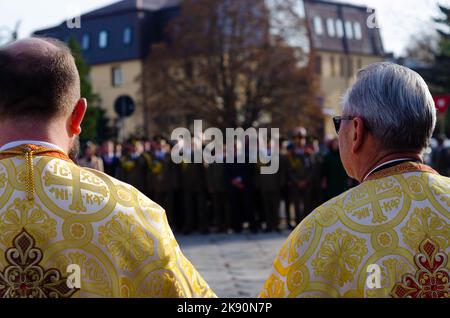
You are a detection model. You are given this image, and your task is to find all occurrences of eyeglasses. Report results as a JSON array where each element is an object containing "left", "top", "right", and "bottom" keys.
[{"left": 333, "top": 116, "right": 354, "bottom": 134}]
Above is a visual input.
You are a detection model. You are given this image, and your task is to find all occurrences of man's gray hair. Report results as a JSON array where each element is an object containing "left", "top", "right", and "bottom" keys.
[{"left": 342, "top": 62, "right": 436, "bottom": 152}]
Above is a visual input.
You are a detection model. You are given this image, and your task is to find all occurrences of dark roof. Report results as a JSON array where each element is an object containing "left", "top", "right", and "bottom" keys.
[
  {"left": 304, "top": 0, "right": 384, "bottom": 56},
  {"left": 33, "top": 0, "right": 182, "bottom": 65},
  {"left": 306, "top": 0, "right": 370, "bottom": 11},
  {"left": 84, "top": 0, "right": 181, "bottom": 19}
]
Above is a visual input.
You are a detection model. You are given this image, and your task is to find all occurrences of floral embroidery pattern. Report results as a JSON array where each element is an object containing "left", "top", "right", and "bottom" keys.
[
  {"left": 260, "top": 274, "right": 285, "bottom": 298},
  {"left": 401, "top": 207, "right": 449, "bottom": 251},
  {"left": 0, "top": 198, "right": 57, "bottom": 246},
  {"left": 0, "top": 229, "right": 77, "bottom": 298},
  {"left": 99, "top": 212, "right": 154, "bottom": 272},
  {"left": 138, "top": 271, "right": 185, "bottom": 298},
  {"left": 312, "top": 229, "right": 368, "bottom": 287},
  {"left": 391, "top": 238, "right": 450, "bottom": 298}
]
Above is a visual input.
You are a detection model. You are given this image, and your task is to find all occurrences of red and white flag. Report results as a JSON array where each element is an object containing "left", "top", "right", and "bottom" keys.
[{"left": 433, "top": 95, "right": 450, "bottom": 114}]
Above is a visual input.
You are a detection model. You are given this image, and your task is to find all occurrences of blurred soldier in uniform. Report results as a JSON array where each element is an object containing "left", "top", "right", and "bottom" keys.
[
  {"left": 117, "top": 140, "right": 149, "bottom": 194},
  {"left": 78, "top": 141, "right": 104, "bottom": 172},
  {"left": 289, "top": 128, "right": 314, "bottom": 224},
  {"left": 225, "top": 141, "right": 257, "bottom": 233},
  {"left": 257, "top": 142, "right": 281, "bottom": 232},
  {"left": 181, "top": 139, "right": 208, "bottom": 234},
  {"left": 205, "top": 146, "right": 230, "bottom": 233},
  {"left": 167, "top": 142, "right": 183, "bottom": 232},
  {"left": 142, "top": 138, "right": 155, "bottom": 199},
  {"left": 431, "top": 135, "right": 450, "bottom": 177},
  {"left": 151, "top": 140, "right": 177, "bottom": 226},
  {"left": 101, "top": 140, "right": 120, "bottom": 177},
  {"left": 279, "top": 140, "right": 294, "bottom": 229},
  {"left": 307, "top": 137, "right": 324, "bottom": 210},
  {"left": 321, "top": 138, "right": 349, "bottom": 200}
]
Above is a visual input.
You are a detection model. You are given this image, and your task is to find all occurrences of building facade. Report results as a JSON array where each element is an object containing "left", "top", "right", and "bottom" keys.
[
  {"left": 34, "top": 0, "right": 180, "bottom": 139},
  {"left": 34, "top": 0, "right": 384, "bottom": 140},
  {"left": 304, "top": 0, "right": 385, "bottom": 137}
]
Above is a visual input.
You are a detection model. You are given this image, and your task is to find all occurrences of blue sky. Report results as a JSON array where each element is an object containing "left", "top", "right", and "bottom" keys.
[{"left": 1, "top": 0, "right": 450, "bottom": 56}]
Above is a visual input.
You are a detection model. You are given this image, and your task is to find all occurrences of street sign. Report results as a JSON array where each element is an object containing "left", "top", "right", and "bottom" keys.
[
  {"left": 433, "top": 95, "right": 450, "bottom": 114},
  {"left": 114, "top": 95, "right": 135, "bottom": 118}
]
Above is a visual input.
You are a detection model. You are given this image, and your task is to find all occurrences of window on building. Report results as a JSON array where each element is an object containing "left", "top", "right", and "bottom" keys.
[
  {"left": 313, "top": 16, "right": 323, "bottom": 36},
  {"left": 354, "top": 22, "right": 362, "bottom": 40},
  {"left": 99, "top": 30, "right": 109, "bottom": 49},
  {"left": 112, "top": 67, "right": 123, "bottom": 87},
  {"left": 330, "top": 56, "right": 336, "bottom": 77},
  {"left": 335, "top": 19, "right": 344, "bottom": 38},
  {"left": 345, "top": 21, "right": 354, "bottom": 39},
  {"left": 315, "top": 55, "right": 322, "bottom": 75},
  {"left": 81, "top": 34, "right": 90, "bottom": 51},
  {"left": 123, "top": 27, "right": 132, "bottom": 45},
  {"left": 326, "top": 18, "right": 335, "bottom": 37}
]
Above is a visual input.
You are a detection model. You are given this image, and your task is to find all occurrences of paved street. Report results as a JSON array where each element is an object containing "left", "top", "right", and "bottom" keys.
[{"left": 177, "top": 232, "right": 290, "bottom": 298}]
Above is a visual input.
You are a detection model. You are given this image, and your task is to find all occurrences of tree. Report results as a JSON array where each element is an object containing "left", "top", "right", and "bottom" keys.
[
  {"left": 404, "top": 31, "right": 438, "bottom": 65},
  {"left": 432, "top": 5, "right": 450, "bottom": 137},
  {"left": 406, "top": 5, "right": 450, "bottom": 137},
  {"left": 68, "top": 37, "right": 114, "bottom": 143},
  {"left": 143, "top": 0, "right": 321, "bottom": 136},
  {"left": 430, "top": 5, "right": 450, "bottom": 93}
]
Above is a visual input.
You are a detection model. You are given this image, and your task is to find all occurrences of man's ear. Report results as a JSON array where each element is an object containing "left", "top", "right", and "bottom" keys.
[
  {"left": 351, "top": 117, "right": 365, "bottom": 154},
  {"left": 69, "top": 98, "right": 87, "bottom": 136}
]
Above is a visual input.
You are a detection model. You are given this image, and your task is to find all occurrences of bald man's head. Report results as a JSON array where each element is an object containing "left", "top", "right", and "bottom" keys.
[{"left": 0, "top": 37, "right": 80, "bottom": 120}]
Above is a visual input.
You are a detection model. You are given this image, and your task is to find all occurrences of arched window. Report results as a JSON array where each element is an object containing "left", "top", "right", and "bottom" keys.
[
  {"left": 81, "top": 34, "right": 90, "bottom": 50},
  {"left": 123, "top": 27, "right": 132, "bottom": 45},
  {"left": 335, "top": 19, "right": 344, "bottom": 38},
  {"left": 99, "top": 30, "right": 108, "bottom": 49},
  {"left": 354, "top": 22, "right": 362, "bottom": 40},
  {"left": 345, "top": 21, "right": 354, "bottom": 39},
  {"left": 313, "top": 16, "right": 323, "bottom": 36},
  {"left": 327, "top": 18, "right": 335, "bottom": 37}
]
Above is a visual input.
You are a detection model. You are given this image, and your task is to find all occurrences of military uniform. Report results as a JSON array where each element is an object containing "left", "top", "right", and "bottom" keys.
[
  {"left": 279, "top": 154, "right": 293, "bottom": 228},
  {"left": 287, "top": 149, "right": 314, "bottom": 224},
  {"left": 256, "top": 160, "right": 281, "bottom": 232},
  {"left": 205, "top": 162, "right": 230, "bottom": 232},
  {"left": 180, "top": 159, "right": 208, "bottom": 234},
  {"left": 432, "top": 146, "right": 450, "bottom": 177},
  {"left": 117, "top": 153, "right": 149, "bottom": 195},
  {"left": 321, "top": 149, "right": 349, "bottom": 200},
  {"left": 151, "top": 152, "right": 177, "bottom": 227},
  {"left": 225, "top": 158, "right": 257, "bottom": 233}
]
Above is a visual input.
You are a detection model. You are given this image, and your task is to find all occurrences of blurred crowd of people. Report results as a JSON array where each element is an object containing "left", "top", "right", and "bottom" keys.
[
  {"left": 429, "top": 134, "right": 450, "bottom": 177},
  {"left": 78, "top": 128, "right": 358, "bottom": 235}
]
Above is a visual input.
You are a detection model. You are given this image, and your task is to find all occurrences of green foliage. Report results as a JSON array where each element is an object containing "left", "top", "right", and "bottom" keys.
[
  {"left": 422, "top": 5, "right": 450, "bottom": 138},
  {"left": 67, "top": 37, "right": 114, "bottom": 143}
]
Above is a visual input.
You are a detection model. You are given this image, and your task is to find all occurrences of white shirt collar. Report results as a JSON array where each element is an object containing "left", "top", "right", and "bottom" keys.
[
  {"left": 362, "top": 158, "right": 416, "bottom": 182},
  {"left": 0, "top": 140, "right": 64, "bottom": 152}
]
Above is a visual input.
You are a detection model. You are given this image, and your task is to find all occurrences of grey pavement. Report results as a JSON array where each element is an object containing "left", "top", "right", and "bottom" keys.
[{"left": 176, "top": 231, "right": 290, "bottom": 298}]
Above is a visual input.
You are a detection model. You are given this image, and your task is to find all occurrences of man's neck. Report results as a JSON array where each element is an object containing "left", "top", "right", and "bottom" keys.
[
  {"left": 0, "top": 140, "right": 64, "bottom": 152},
  {"left": 357, "top": 151, "right": 423, "bottom": 183},
  {"left": 0, "top": 121, "right": 70, "bottom": 154}
]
